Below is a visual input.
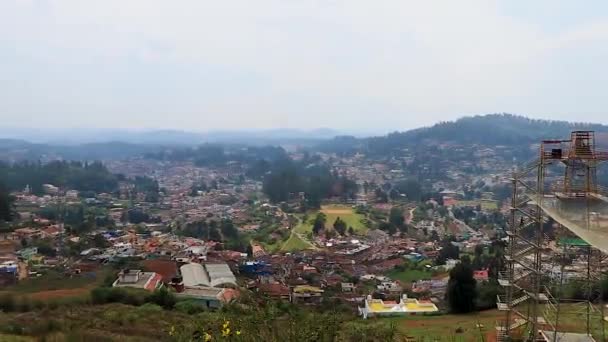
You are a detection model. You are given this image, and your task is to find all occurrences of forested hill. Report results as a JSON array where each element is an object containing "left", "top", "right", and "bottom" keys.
[{"left": 317, "top": 114, "right": 608, "bottom": 155}]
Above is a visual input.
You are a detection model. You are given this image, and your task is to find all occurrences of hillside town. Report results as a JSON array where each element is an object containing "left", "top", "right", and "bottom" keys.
[{"left": 0, "top": 141, "right": 523, "bottom": 316}]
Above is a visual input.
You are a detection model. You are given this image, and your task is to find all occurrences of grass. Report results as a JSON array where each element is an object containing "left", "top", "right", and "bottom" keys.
[
  {"left": 280, "top": 232, "right": 313, "bottom": 252},
  {"left": 456, "top": 200, "right": 498, "bottom": 211},
  {"left": 2, "top": 270, "right": 99, "bottom": 294},
  {"left": 0, "top": 335, "right": 35, "bottom": 342},
  {"left": 382, "top": 310, "right": 503, "bottom": 341},
  {"left": 295, "top": 205, "right": 368, "bottom": 235},
  {"left": 0, "top": 267, "right": 114, "bottom": 303},
  {"left": 385, "top": 268, "right": 434, "bottom": 284}
]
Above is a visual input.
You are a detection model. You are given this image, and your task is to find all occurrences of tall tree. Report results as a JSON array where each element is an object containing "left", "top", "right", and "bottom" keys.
[
  {"left": 312, "top": 213, "right": 326, "bottom": 236},
  {"left": 333, "top": 217, "right": 347, "bottom": 236},
  {"left": 0, "top": 182, "right": 14, "bottom": 222},
  {"left": 446, "top": 263, "right": 477, "bottom": 313}
]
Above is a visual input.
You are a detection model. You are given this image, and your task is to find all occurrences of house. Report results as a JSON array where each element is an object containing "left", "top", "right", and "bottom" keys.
[
  {"left": 291, "top": 285, "right": 324, "bottom": 304},
  {"left": 180, "top": 263, "right": 237, "bottom": 289},
  {"left": 13, "top": 228, "right": 42, "bottom": 241},
  {"left": 341, "top": 282, "right": 356, "bottom": 292},
  {"left": 359, "top": 294, "right": 439, "bottom": 319},
  {"left": 251, "top": 243, "right": 266, "bottom": 258},
  {"left": 377, "top": 281, "right": 402, "bottom": 293},
  {"left": 112, "top": 269, "right": 163, "bottom": 291},
  {"left": 412, "top": 279, "right": 448, "bottom": 295},
  {"left": 41, "top": 225, "right": 62, "bottom": 238},
  {"left": 258, "top": 282, "right": 290, "bottom": 300},
  {"left": 0, "top": 261, "right": 18, "bottom": 286},
  {"left": 142, "top": 259, "right": 178, "bottom": 284},
  {"left": 473, "top": 269, "right": 489, "bottom": 282},
  {"left": 175, "top": 287, "right": 238, "bottom": 309}
]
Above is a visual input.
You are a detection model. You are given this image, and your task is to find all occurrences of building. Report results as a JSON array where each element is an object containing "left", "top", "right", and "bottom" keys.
[
  {"left": 112, "top": 269, "right": 163, "bottom": 291},
  {"left": 42, "top": 184, "right": 59, "bottom": 195},
  {"left": 257, "top": 282, "right": 290, "bottom": 300},
  {"left": 291, "top": 285, "right": 324, "bottom": 304},
  {"left": 341, "top": 282, "right": 356, "bottom": 292},
  {"left": 359, "top": 294, "right": 439, "bottom": 319},
  {"left": 175, "top": 287, "right": 238, "bottom": 309},
  {"left": 66, "top": 190, "right": 79, "bottom": 199},
  {"left": 473, "top": 269, "right": 489, "bottom": 282},
  {"left": 412, "top": 279, "right": 448, "bottom": 296},
  {"left": 180, "top": 262, "right": 236, "bottom": 289}
]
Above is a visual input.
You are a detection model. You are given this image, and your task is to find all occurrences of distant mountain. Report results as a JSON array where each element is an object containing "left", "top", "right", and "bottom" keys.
[
  {"left": 0, "top": 128, "right": 344, "bottom": 161},
  {"left": 0, "top": 139, "right": 159, "bottom": 162},
  {"left": 317, "top": 114, "right": 608, "bottom": 155},
  {"left": 0, "top": 128, "right": 342, "bottom": 146}
]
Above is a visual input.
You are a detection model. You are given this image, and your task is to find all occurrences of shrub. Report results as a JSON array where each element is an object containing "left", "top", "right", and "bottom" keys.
[
  {"left": 137, "top": 303, "right": 163, "bottom": 314},
  {"left": 90, "top": 287, "right": 146, "bottom": 306},
  {"left": 0, "top": 294, "right": 16, "bottom": 312},
  {"left": 146, "top": 287, "right": 176, "bottom": 309},
  {"left": 175, "top": 300, "right": 206, "bottom": 315}
]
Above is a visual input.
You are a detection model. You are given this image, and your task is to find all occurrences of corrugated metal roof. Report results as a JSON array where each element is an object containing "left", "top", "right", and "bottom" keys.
[{"left": 180, "top": 263, "right": 236, "bottom": 288}]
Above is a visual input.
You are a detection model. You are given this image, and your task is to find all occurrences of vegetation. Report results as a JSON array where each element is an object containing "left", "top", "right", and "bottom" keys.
[
  {"left": 280, "top": 232, "right": 312, "bottom": 252},
  {"left": 258, "top": 156, "right": 358, "bottom": 207},
  {"left": 385, "top": 261, "right": 436, "bottom": 284},
  {"left": 0, "top": 181, "right": 15, "bottom": 222},
  {"left": 0, "top": 160, "right": 118, "bottom": 195},
  {"left": 297, "top": 206, "right": 368, "bottom": 236},
  {"left": 318, "top": 114, "right": 608, "bottom": 156},
  {"left": 446, "top": 263, "right": 477, "bottom": 314}
]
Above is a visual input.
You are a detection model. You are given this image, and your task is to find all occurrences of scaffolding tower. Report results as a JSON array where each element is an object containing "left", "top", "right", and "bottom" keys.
[{"left": 497, "top": 131, "right": 608, "bottom": 342}]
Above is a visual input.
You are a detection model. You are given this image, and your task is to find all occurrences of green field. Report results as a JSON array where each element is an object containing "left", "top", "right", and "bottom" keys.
[
  {"left": 456, "top": 200, "right": 498, "bottom": 211},
  {"left": 280, "top": 232, "right": 313, "bottom": 252},
  {"left": 385, "top": 268, "right": 435, "bottom": 284},
  {"left": 295, "top": 205, "right": 368, "bottom": 235}
]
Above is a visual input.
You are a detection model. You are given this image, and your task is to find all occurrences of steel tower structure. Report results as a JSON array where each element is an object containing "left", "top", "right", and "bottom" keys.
[{"left": 497, "top": 131, "right": 608, "bottom": 342}]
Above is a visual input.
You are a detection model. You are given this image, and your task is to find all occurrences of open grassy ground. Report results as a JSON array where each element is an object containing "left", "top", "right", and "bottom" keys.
[
  {"left": 295, "top": 205, "right": 368, "bottom": 235},
  {"left": 0, "top": 267, "right": 113, "bottom": 302},
  {"left": 0, "top": 300, "right": 605, "bottom": 341},
  {"left": 456, "top": 200, "right": 499, "bottom": 211},
  {"left": 280, "top": 231, "right": 313, "bottom": 252},
  {"left": 385, "top": 268, "right": 435, "bottom": 284}
]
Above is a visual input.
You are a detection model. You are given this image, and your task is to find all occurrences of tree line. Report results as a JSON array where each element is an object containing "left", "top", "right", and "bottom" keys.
[
  {"left": 256, "top": 155, "right": 358, "bottom": 208},
  {"left": 0, "top": 160, "right": 118, "bottom": 195}
]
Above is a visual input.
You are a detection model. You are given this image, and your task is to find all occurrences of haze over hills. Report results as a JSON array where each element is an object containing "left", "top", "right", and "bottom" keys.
[
  {"left": 2, "top": 114, "right": 608, "bottom": 161},
  {"left": 0, "top": 127, "right": 344, "bottom": 146},
  {"left": 319, "top": 114, "right": 608, "bottom": 155}
]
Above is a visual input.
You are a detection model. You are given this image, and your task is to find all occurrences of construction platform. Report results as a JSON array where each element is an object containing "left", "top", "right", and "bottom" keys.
[{"left": 531, "top": 194, "right": 608, "bottom": 254}]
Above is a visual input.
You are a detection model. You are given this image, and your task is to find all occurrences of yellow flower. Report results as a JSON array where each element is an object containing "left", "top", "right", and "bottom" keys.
[
  {"left": 236, "top": 330, "right": 242, "bottom": 336},
  {"left": 222, "top": 321, "right": 230, "bottom": 329},
  {"left": 204, "top": 332, "right": 212, "bottom": 342},
  {"left": 222, "top": 328, "right": 231, "bottom": 337}
]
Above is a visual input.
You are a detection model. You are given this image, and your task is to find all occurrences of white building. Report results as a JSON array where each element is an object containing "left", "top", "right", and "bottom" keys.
[{"left": 180, "top": 263, "right": 236, "bottom": 289}]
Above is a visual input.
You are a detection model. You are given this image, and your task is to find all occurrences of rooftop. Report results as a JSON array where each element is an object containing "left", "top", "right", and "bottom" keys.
[{"left": 180, "top": 263, "right": 236, "bottom": 288}]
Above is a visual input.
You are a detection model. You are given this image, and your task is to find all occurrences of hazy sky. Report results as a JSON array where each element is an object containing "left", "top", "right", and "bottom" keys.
[{"left": 2, "top": 1, "right": 608, "bottom": 132}]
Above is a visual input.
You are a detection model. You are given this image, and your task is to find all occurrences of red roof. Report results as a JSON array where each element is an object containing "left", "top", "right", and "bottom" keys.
[
  {"left": 258, "top": 283, "right": 290, "bottom": 297},
  {"left": 473, "top": 269, "right": 489, "bottom": 281},
  {"left": 220, "top": 288, "right": 240, "bottom": 303},
  {"left": 145, "top": 273, "right": 163, "bottom": 291},
  {"left": 142, "top": 260, "right": 178, "bottom": 283}
]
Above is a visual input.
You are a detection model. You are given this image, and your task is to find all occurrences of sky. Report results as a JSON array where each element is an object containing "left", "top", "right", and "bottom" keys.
[{"left": 1, "top": 0, "right": 608, "bottom": 133}]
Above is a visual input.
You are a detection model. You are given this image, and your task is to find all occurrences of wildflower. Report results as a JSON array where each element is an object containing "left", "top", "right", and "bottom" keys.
[
  {"left": 204, "top": 332, "right": 212, "bottom": 341},
  {"left": 222, "top": 327, "right": 231, "bottom": 337},
  {"left": 236, "top": 330, "right": 242, "bottom": 336},
  {"left": 168, "top": 326, "right": 175, "bottom": 336}
]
